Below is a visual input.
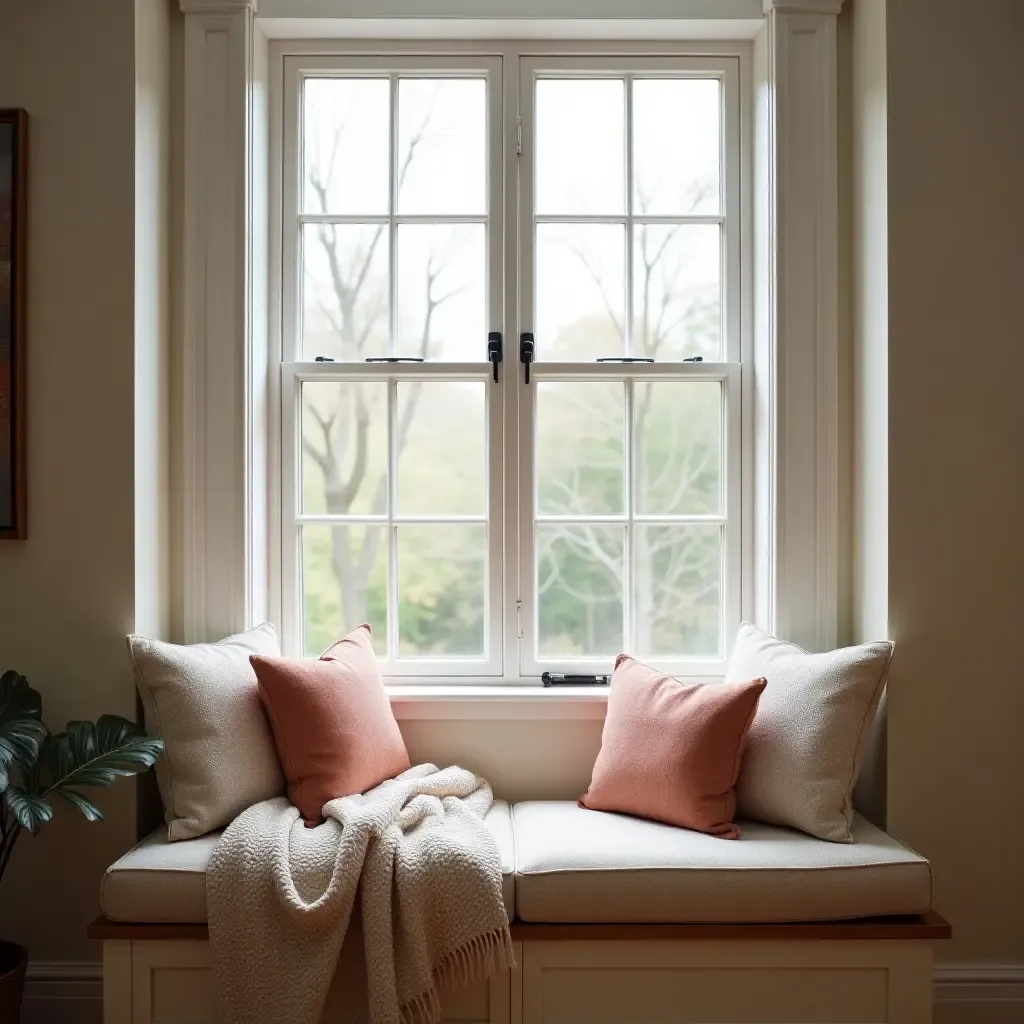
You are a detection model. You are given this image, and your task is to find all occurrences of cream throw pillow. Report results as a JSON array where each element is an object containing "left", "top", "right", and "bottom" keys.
[
  {"left": 127, "top": 624, "right": 285, "bottom": 841},
  {"left": 725, "top": 623, "right": 893, "bottom": 843}
]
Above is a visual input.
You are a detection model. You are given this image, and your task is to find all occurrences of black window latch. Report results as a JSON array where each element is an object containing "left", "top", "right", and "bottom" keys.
[
  {"left": 520, "top": 332, "right": 535, "bottom": 384},
  {"left": 487, "top": 331, "right": 502, "bottom": 383}
]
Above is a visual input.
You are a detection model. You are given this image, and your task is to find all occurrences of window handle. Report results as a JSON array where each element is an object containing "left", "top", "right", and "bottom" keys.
[
  {"left": 519, "top": 332, "right": 535, "bottom": 384},
  {"left": 487, "top": 331, "right": 502, "bottom": 383},
  {"left": 596, "top": 357, "right": 655, "bottom": 364},
  {"left": 364, "top": 357, "right": 425, "bottom": 363}
]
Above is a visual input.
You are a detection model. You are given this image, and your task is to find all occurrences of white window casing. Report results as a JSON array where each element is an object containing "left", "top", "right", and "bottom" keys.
[{"left": 177, "top": 0, "right": 843, "bottom": 697}]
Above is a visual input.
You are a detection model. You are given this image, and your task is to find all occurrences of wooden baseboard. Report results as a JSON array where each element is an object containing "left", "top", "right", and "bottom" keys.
[{"left": 88, "top": 909, "right": 951, "bottom": 943}]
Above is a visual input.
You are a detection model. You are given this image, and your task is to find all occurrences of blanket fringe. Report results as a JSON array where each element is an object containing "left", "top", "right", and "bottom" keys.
[{"left": 399, "top": 927, "right": 516, "bottom": 1024}]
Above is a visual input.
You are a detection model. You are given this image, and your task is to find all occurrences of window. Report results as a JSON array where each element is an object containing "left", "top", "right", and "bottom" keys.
[{"left": 279, "top": 50, "right": 744, "bottom": 679}]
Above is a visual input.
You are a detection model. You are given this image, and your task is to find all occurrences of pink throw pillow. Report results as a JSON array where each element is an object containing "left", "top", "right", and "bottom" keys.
[
  {"left": 580, "top": 655, "right": 766, "bottom": 839},
  {"left": 250, "top": 624, "right": 410, "bottom": 823}
]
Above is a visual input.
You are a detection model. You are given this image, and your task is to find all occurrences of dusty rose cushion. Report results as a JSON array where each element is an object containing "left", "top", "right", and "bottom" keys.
[
  {"left": 250, "top": 624, "right": 410, "bottom": 823},
  {"left": 580, "top": 655, "right": 766, "bottom": 839}
]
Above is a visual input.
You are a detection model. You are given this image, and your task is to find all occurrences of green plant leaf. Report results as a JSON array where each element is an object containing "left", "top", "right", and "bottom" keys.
[
  {"left": 0, "top": 671, "right": 47, "bottom": 792},
  {"left": 53, "top": 788, "right": 104, "bottom": 823},
  {"left": 4, "top": 785, "right": 53, "bottom": 833},
  {"left": 44, "top": 716, "right": 163, "bottom": 794}
]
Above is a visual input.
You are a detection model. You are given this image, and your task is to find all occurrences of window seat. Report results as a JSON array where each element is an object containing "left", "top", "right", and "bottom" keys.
[
  {"left": 92, "top": 804, "right": 946, "bottom": 1024},
  {"left": 100, "top": 799, "right": 929, "bottom": 927}
]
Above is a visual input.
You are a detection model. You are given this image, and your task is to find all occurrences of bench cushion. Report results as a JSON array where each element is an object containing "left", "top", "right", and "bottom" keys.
[
  {"left": 102, "top": 800, "right": 516, "bottom": 923},
  {"left": 512, "top": 801, "right": 932, "bottom": 923}
]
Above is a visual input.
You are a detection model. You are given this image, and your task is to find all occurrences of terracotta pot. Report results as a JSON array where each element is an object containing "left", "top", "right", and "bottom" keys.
[{"left": 0, "top": 941, "right": 26, "bottom": 1024}]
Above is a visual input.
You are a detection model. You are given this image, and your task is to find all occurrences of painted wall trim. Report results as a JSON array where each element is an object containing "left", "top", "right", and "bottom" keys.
[
  {"left": 181, "top": 0, "right": 258, "bottom": 14},
  {"left": 178, "top": 4, "right": 845, "bottom": 659},
  {"left": 753, "top": 4, "right": 841, "bottom": 652}
]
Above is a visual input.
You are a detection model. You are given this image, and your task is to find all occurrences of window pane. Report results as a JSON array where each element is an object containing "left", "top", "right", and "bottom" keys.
[
  {"left": 536, "top": 78, "right": 625, "bottom": 215},
  {"left": 302, "top": 223, "right": 389, "bottom": 360},
  {"left": 397, "top": 78, "right": 486, "bottom": 215},
  {"left": 633, "top": 78, "right": 720, "bottom": 216},
  {"left": 633, "top": 524, "right": 721, "bottom": 658},
  {"left": 396, "top": 381, "right": 486, "bottom": 516},
  {"left": 632, "top": 223, "right": 721, "bottom": 360},
  {"left": 396, "top": 223, "right": 486, "bottom": 360},
  {"left": 302, "top": 523, "right": 387, "bottom": 657},
  {"left": 301, "top": 381, "right": 388, "bottom": 516},
  {"left": 397, "top": 525, "right": 486, "bottom": 657},
  {"left": 303, "top": 78, "right": 389, "bottom": 215},
  {"left": 635, "top": 381, "right": 721, "bottom": 515},
  {"left": 537, "top": 525, "right": 624, "bottom": 658},
  {"left": 536, "top": 382, "right": 624, "bottom": 516},
  {"left": 536, "top": 223, "right": 626, "bottom": 359}
]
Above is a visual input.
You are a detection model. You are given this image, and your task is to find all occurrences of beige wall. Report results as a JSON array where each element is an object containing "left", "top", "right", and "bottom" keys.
[
  {"left": 0, "top": 0, "right": 172, "bottom": 962},
  {"left": 883, "top": 0, "right": 1024, "bottom": 963},
  {"left": 1, "top": 0, "right": 1022, "bottom": 973}
]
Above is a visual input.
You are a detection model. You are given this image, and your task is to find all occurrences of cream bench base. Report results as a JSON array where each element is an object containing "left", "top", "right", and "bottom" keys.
[{"left": 91, "top": 917, "right": 949, "bottom": 1024}]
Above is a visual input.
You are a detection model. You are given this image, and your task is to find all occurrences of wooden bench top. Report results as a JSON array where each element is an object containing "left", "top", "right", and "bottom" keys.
[{"left": 88, "top": 909, "right": 951, "bottom": 943}]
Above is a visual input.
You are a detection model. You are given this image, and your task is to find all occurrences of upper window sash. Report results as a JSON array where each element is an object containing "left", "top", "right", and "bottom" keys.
[{"left": 281, "top": 54, "right": 505, "bottom": 366}]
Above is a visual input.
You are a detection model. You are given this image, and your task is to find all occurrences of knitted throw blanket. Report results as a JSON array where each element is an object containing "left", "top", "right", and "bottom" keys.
[{"left": 207, "top": 764, "right": 514, "bottom": 1024}]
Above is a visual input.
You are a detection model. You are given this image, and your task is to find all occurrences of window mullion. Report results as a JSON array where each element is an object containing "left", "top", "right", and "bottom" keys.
[
  {"left": 624, "top": 376, "right": 635, "bottom": 653},
  {"left": 624, "top": 74, "right": 634, "bottom": 358},
  {"left": 388, "top": 73, "right": 399, "bottom": 358},
  {"left": 386, "top": 377, "right": 399, "bottom": 663}
]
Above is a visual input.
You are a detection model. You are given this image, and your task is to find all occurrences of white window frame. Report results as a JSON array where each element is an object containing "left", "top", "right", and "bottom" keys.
[
  {"left": 279, "top": 54, "right": 506, "bottom": 675},
  {"left": 515, "top": 55, "right": 744, "bottom": 678},
  {"left": 275, "top": 46, "right": 747, "bottom": 680},
  {"left": 177, "top": 2, "right": 844, "bottom": 705}
]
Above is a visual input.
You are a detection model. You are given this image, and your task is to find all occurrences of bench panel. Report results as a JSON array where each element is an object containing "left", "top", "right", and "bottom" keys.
[
  {"left": 122, "top": 939, "right": 511, "bottom": 1024},
  {"left": 522, "top": 941, "right": 933, "bottom": 1024}
]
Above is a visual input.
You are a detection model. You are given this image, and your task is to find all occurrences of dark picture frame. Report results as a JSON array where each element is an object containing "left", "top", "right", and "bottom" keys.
[{"left": 0, "top": 109, "right": 27, "bottom": 539}]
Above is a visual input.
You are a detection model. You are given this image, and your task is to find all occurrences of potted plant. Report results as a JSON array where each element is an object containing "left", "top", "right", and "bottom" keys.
[{"left": 0, "top": 669, "right": 162, "bottom": 1023}]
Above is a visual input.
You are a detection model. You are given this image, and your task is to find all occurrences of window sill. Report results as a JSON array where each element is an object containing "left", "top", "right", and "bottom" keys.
[{"left": 385, "top": 684, "right": 611, "bottom": 720}]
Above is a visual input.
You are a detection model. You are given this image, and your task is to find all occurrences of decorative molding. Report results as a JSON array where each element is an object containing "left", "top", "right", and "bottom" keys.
[
  {"left": 180, "top": 0, "right": 258, "bottom": 14},
  {"left": 21, "top": 962, "right": 102, "bottom": 1024},
  {"left": 754, "top": 3, "right": 841, "bottom": 651},
  {"left": 762, "top": 0, "right": 845, "bottom": 14},
  {"left": 934, "top": 964, "right": 1024, "bottom": 1024},
  {"left": 180, "top": 0, "right": 263, "bottom": 641}
]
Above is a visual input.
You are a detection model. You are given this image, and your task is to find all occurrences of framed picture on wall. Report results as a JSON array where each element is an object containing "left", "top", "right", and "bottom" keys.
[{"left": 0, "top": 109, "right": 27, "bottom": 540}]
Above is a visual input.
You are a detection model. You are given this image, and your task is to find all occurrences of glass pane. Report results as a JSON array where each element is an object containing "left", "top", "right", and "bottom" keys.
[
  {"left": 303, "top": 78, "right": 389, "bottom": 215},
  {"left": 301, "top": 381, "right": 388, "bottom": 516},
  {"left": 536, "top": 224, "right": 626, "bottom": 359},
  {"left": 633, "top": 78, "right": 721, "bottom": 216},
  {"left": 536, "top": 78, "right": 625, "bottom": 215},
  {"left": 301, "top": 523, "right": 388, "bottom": 658},
  {"left": 635, "top": 381, "right": 722, "bottom": 515},
  {"left": 633, "top": 524, "right": 721, "bottom": 658},
  {"left": 396, "top": 381, "right": 486, "bottom": 515},
  {"left": 302, "top": 223, "right": 389, "bottom": 360},
  {"left": 537, "top": 525, "right": 624, "bottom": 658},
  {"left": 536, "top": 382, "right": 624, "bottom": 516},
  {"left": 397, "top": 78, "right": 486, "bottom": 215},
  {"left": 632, "top": 223, "right": 721, "bottom": 360},
  {"left": 396, "top": 224, "right": 486, "bottom": 360},
  {"left": 397, "top": 526, "right": 486, "bottom": 657}
]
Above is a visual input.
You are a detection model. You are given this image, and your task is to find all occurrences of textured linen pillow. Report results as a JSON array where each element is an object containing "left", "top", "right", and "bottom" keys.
[
  {"left": 250, "top": 624, "right": 410, "bottom": 823},
  {"left": 127, "top": 623, "right": 285, "bottom": 841},
  {"left": 726, "top": 622, "right": 894, "bottom": 843},
  {"left": 580, "top": 655, "right": 767, "bottom": 839}
]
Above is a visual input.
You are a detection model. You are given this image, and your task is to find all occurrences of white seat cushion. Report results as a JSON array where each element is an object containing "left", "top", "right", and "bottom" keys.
[
  {"left": 102, "top": 800, "right": 516, "bottom": 923},
  {"left": 512, "top": 802, "right": 932, "bottom": 923}
]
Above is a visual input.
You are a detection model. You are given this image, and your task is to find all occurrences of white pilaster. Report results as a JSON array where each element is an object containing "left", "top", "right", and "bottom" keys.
[
  {"left": 755, "top": 0, "right": 842, "bottom": 651},
  {"left": 180, "top": 0, "right": 262, "bottom": 641}
]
